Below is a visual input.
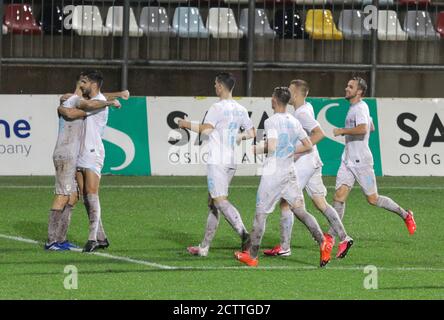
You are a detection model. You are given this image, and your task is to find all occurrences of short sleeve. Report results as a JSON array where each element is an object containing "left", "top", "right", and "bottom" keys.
[
  {"left": 295, "top": 120, "right": 308, "bottom": 141},
  {"left": 63, "top": 95, "right": 80, "bottom": 108},
  {"left": 203, "top": 105, "right": 219, "bottom": 128},
  {"left": 241, "top": 109, "right": 253, "bottom": 131},
  {"left": 297, "top": 111, "right": 319, "bottom": 133},
  {"left": 354, "top": 106, "right": 368, "bottom": 126},
  {"left": 265, "top": 119, "right": 277, "bottom": 140}
]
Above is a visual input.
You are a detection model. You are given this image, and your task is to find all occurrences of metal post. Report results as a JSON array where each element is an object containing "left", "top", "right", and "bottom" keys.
[
  {"left": 121, "top": 1, "right": 130, "bottom": 90},
  {"left": 370, "top": 0, "right": 378, "bottom": 97},
  {"left": 246, "top": 0, "right": 255, "bottom": 97}
]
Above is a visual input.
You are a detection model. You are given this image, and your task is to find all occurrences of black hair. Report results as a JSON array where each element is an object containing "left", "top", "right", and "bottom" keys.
[
  {"left": 352, "top": 76, "right": 367, "bottom": 97},
  {"left": 273, "top": 86, "right": 291, "bottom": 105},
  {"left": 80, "top": 69, "right": 104, "bottom": 89},
  {"left": 215, "top": 72, "right": 236, "bottom": 92}
]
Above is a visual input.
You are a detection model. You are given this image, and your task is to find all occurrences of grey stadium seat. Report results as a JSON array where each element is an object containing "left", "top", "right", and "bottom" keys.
[
  {"left": 139, "top": 6, "right": 176, "bottom": 36},
  {"left": 338, "top": 10, "right": 371, "bottom": 40},
  {"left": 403, "top": 10, "right": 440, "bottom": 40},
  {"left": 239, "top": 8, "right": 275, "bottom": 38}
]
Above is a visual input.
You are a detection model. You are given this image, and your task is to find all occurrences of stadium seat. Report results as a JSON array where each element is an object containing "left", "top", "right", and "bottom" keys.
[
  {"left": 223, "top": 0, "right": 250, "bottom": 3},
  {"left": 437, "top": 11, "right": 444, "bottom": 38},
  {"left": 239, "top": 9, "right": 276, "bottom": 38},
  {"left": 4, "top": 4, "right": 42, "bottom": 35},
  {"left": 72, "top": 5, "right": 110, "bottom": 36},
  {"left": 377, "top": 10, "right": 408, "bottom": 40},
  {"left": 105, "top": 6, "right": 143, "bottom": 37},
  {"left": 139, "top": 6, "right": 176, "bottom": 36},
  {"left": 362, "top": 0, "right": 394, "bottom": 5},
  {"left": 293, "top": 0, "right": 328, "bottom": 4},
  {"left": 305, "top": 10, "right": 343, "bottom": 40},
  {"left": 206, "top": 8, "right": 243, "bottom": 39},
  {"left": 399, "top": 0, "right": 431, "bottom": 5},
  {"left": 39, "top": 3, "right": 70, "bottom": 35},
  {"left": 172, "top": 7, "right": 209, "bottom": 38},
  {"left": 403, "top": 10, "right": 439, "bottom": 40},
  {"left": 2, "top": 24, "right": 7, "bottom": 35},
  {"left": 273, "top": 8, "right": 307, "bottom": 39},
  {"left": 328, "top": 0, "right": 363, "bottom": 4},
  {"left": 338, "top": 10, "right": 371, "bottom": 39}
]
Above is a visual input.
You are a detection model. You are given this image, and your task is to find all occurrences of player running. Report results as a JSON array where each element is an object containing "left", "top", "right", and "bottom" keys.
[
  {"left": 235, "top": 87, "right": 332, "bottom": 267},
  {"left": 178, "top": 72, "right": 256, "bottom": 257},
  {"left": 327, "top": 77, "right": 416, "bottom": 240},
  {"left": 263, "top": 80, "right": 353, "bottom": 259}
]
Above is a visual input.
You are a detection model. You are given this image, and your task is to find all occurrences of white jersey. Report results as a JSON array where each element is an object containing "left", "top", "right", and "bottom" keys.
[
  {"left": 53, "top": 94, "right": 83, "bottom": 160},
  {"left": 77, "top": 93, "right": 108, "bottom": 169},
  {"left": 342, "top": 100, "right": 373, "bottom": 167},
  {"left": 263, "top": 112, "right": 308, "bottom": 175},
  {"left": 293, "top": 101, "right": 323, "bottom": 168},
  {"left": 204, "top": 99, "right": 253, "bottom": 167}
]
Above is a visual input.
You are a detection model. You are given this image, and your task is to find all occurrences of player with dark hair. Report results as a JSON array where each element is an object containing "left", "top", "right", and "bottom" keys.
[
  {"left": 46, "top": 76, "right": 124, "bottom": 250},
  {"left": 264, "top": 79, "right": 353, "bottom": 259},
  {"left": 178, "top": 72, "right": 256, "bottom": 256},
  {"left": 235, "top": 87, "right": 332, "bottom": 267},
  {"left": 328, "top": 77, "right": 416, "bottom": 241},
  {"left": 58, "top": 70, "right": 129, "bottom": 252}
]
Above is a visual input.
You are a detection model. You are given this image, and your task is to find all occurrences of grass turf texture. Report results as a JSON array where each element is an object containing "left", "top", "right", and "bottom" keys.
[{"left": 0, "top": 176, "right": 443, "bottom": 299}]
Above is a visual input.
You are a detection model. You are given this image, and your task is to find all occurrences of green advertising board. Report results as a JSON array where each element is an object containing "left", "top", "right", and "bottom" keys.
[
  {"left": 307, "top": 98, "right": 382, "bottom": 176},
  {"left": 103, "top": 97, "right": 151, "bottom": 175}
]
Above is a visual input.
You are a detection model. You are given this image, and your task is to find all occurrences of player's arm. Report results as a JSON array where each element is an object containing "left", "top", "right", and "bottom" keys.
[
  {"left": 77, "top": 99, "right": 121, "bottom": 111},
  {"left": 333, "top": 124, "right": 367, "bottom": 137},
  {"left": 254, "top": 139, "right": 268, "bottom": 155},
  {"left": 309, "top": 126, "right": 325, "bottom": 145},
  {"left": 57, "top": 105, "right": 87, "bottom": 120},
  {"left": 237, "top": 127, "right": 256, "bottom": 144},
  {"left": 178, "top": 119, "right": 214, "bottom": 135},
  {"left": 295, "top": 137, "right": 313, "bottom": 154},
  {"left": 60, "top": 93, "right": 73, "bottom": 104},
  {"left": 104, "top": 90, "right": 130, "bottom": 101}
]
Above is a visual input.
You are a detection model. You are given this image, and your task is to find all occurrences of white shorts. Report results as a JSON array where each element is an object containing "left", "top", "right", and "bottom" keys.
[
  {"left": 335, "top": 162, "right": 378, "bottom": 196},
  {"left": 207, "top": 165, "right": 236, "bottom": 198},
  {"left": 294, "top": 158, "right": 327, "bottom": 199},
  {"left": 53, "top": 157, "right": 77, "bottom": 196},
  {"left": 77, "top": 148, "right": 104, "bottom": 177},
  {"left": 256, "top": 168, "right": 304, "bottom": 214}
]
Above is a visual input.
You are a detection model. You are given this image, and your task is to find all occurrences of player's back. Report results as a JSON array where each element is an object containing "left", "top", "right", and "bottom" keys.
[
  {"left": 293, "top": 101, "right": 323, "bottom": 168},
  {"left": 205, "top": 99, "right": 253, "bottom": 167},
  {"left": 263, "top": 112, "right": 306, "bottom": 174},
  {"left": 53, "top": 95, "right": 84, "bottom": 160}
]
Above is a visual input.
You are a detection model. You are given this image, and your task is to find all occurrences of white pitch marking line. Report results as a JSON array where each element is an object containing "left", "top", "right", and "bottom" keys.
[
  {"left": 0, "top": 185, "right": 443, "bottom": 190},
  {"left": 0, "top": 233, "right": 174, "bottom": 270},
  {"left": 1, "top": 233, "right": 444, "bottom": 272}
]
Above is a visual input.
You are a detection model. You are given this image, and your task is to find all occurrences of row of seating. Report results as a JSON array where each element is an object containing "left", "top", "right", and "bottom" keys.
[
  {"left": 115, "top": 0, "right": 440, "bottom": 4},
  {"left": 2, "top": 4, "right": 444, "bottom": 40}
]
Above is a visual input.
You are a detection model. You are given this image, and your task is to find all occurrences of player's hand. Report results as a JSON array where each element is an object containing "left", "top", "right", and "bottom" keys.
[
  {"left": 294, "top": 152, "right": 301, "bottom": 161},
  {"left": 333, "top": 128, "right": 343, "bottom": 137},
  {"left": 111, "top": 100, "right": 122, "bottom": 109},
  {"left": 178, "top": 119, "right": 186, "bottom": 129},
  {"left": 121, "top": 90, "right": 130, "bottom": 100},
  {"left": 60, "top": 93, "right": 72, "bottom": 103}
]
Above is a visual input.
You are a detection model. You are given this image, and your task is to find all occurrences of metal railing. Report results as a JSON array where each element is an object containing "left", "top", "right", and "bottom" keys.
[{"left": 1, "top": 0, "right": 444, "bottom": 95}]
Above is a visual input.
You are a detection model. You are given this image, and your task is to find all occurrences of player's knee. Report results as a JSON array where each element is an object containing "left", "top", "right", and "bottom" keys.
[
  {"left": 280, "top": 199, "right": 290, "bottom": 211},
  {"left": 367, "top": 194, "right": 379, "bottom": 206},
  {"left": 312, "top": 196, "right": 327, "bottom": 212},
  {"left": 334, "top": 187, "right": 348, "bottom": 202}
]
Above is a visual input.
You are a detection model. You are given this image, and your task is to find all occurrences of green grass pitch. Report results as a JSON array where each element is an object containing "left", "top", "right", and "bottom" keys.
[{"left": 0, "top": 176, "right": 443, "bottom": 300}]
